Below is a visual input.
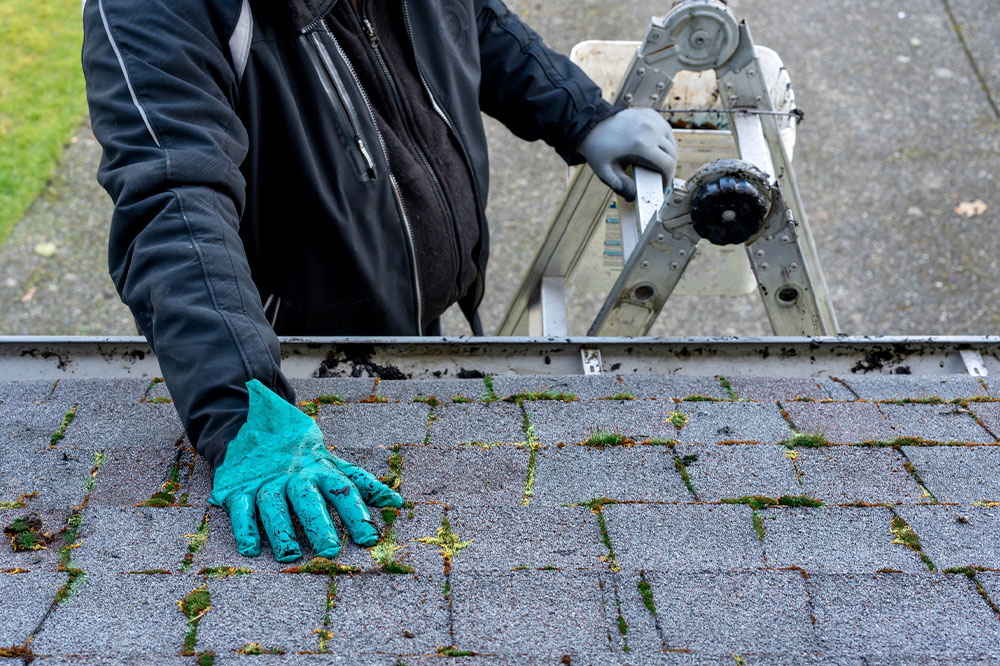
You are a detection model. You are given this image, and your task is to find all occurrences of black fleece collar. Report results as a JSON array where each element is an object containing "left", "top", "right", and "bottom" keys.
[{"left": 288, "top": 0, "right": 339, "bottom": 31}]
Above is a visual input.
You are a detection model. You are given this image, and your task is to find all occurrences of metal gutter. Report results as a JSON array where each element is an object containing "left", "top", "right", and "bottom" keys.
[{"left": 1, "top": 336, "right": 998, "bottom": 379}]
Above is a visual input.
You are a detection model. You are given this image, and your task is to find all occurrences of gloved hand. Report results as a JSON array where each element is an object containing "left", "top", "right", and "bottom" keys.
[
  {"left": 578, "top": 108, "right": 678, "bottom": 202},
  {"left": 210, "top": 379, "right": 403, "bottom": 562}
]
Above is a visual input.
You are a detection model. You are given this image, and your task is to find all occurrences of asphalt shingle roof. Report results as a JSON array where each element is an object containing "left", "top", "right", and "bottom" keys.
[{"left": 2, "top": 373, "right": 999, "bottom": 663}]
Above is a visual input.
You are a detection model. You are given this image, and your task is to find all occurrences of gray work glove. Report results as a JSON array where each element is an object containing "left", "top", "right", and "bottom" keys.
[{"left": 578, "top": 108, "right": 678, "bottom": 202}]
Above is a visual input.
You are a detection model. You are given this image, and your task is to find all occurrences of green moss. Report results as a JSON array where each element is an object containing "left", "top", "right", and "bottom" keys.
[
  {"left": 128, "top": 569, "right": 172, "bottom": 575},
  {"left": 417, "top": 516, "right": 472, "bottom": 560},
  {"left": 413, "top": 395, "right": 441, "bottom": 407},
  {"left": 315, "top": 394, "right": 345, "bottom": 405},
  {"left": 752, "top": 511, "right": 765, "bottom": 541},
  {"left": 280, "top": 557, "right": 358, "bottom": 576},
  {"left": 236, "top": 643, "right": 285, "bottom": 655},
  {"left": 54, "top": 567, "right": 87, "bottom": 604},
  {"left": 450, "top": 394, "right": 473, "bottom": 403},
  {"left": 682, "top": 395, "right": 721, "bottom": 402},
  {"left": 781, "top": 433, "right": 829, "bottom": 449},
  {"left": 380, "top": 445, "right": 403, "bottom": 490},
  {"left": 904, "top": 460, "right": 936, "bottom": 501},
  {"left": 371, "top": 529, "right": 414, "bottom": 574},
  {"left": 617, "top": 611, "right": 629, "bottom": 636},
  {"left": 140, "top": 463, "right": 183, "bottom": 507},
  {"left": 601, "top": 392, "right": 637, "bottom": 401},
  {"left": 148, "top": 396, "right": 172, "bottom": 404},
  {"left": 300, "top": 400, "right": 319, "bottom": 417},
  {"left": 180, "top": 513, "right": 210, "bottom": 572},
  {"left": 595, "top": 510, "right": 617, "bottom": 568},
  {"left": 197, "top": 653, "right": 215, "bottom": 666},
  {"left": 512, "top": 564, "right": 529, "bottom": 570},
  {"left": 179, "top": 586, "right": 213, "bottom": 655},
  {"left": 674, "top": 456, "right": 697, "bottom": 497},
  {"left": 509, "top": 390, "right": 579, "bottom": 403},
  {"left": 718, "top": 376, "right": 738, "bottom": 400},
  {"left": 147, "top": 377, "right": 165, "bottom": 391},
  {"left": 879, "top": 397, "right": 945, "bottom": 405},
  {"left": 943, "top": 566, "right": 984, "bottom": 577},
  {"left": 198, "top": 566, "right": 252, "bottom": 578},
  {"left": 637, "top": 578, "right": 656, "bottom": 617},
  {"left": 668, "top": 411, "right": 688, "bottom": 430},
  {"left": 777, "top": 495, "right": 825, "bottom": 508},
  {"left": 482, "top": 375, "right": 499, "bottom": 402},
  {"left": 890, "top": 515, "right": 935, "bottom": 571},
  {"left": 437, "top": 646, "right": 476, "bottom": 657},
  {"left": 721, "top": 496, "right": 776, "bottom": 510},
  {"left": 50, "top": 406, "right": 77, "bottom": 446},
  {"left": 583, "top": 429, "right": 627, "bottom": 447},
  {"left": 576, "top": 497, "right": 618, "bottom": 509},
  {"left": 381, "top": 507, "right": 398, "bottom": 528}
]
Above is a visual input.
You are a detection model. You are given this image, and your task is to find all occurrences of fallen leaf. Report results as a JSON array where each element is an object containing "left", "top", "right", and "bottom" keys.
[{"left": 954, "top": 200, "right": 988, "bottom": 217}]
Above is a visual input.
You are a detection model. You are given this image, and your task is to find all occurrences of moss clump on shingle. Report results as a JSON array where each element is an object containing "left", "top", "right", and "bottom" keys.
[
  {"left": 507, "top": 390, "right": 579, "bottom": 404},
  {"left": 752, "top": 511, "right": 766, "bottom": 541},
  {"left": 315, "top": 394, "right": 345, "bottom": 405},
  {"left": 50, "top": 406, "right": 77, "bottom": 446},
  {"left": 890, "top": 514, "right": 935, "bottom": 571},
  {"left": 4, "top": 513, "right": 54, "bottom": 552},
  {"left": 380, "top": 445, "right": 403, "bottom": 490},
  {"left": 718, "top": 376, "right": 738, "bottom": 400},
  {"left": 198, "top": 566, "right": 252, "bottom": 578},
  {"left": 299, "top": 400, "right": 319, "bottom": 417},
  {"left": 482, "top": 375, "right": 499, "bottom": 402},
  {"left": 371, "top": 529, "right": 414, "bottom": 574},
  {"left": 140, "top": 461, "right": 183, "bottom": 507},
  {"left": 236, "top": 643, "right": 284, "bottom": 655},
  {"left": 720, "top": 495, "right": 824, "bottom": 510},
  {"left": 667, "top": 411, "right": 688, "bottom": 430},
  {"left": 674, "top": 455, "right": 697, "bottom": 498},
  {"left": 413, "top": 395, "right": 441, "bottom": 407},
  {"left": 600, "top": 392, "right": 636, "bottom": 401},
  {"left": 437, "top": 646, "right": 476, "bottom": 657},
  {"left": 637, "top": 578, "right": 657, "bottom": 617},
  {"left": 681, "top": 394, "right": 721, "bottom": 402},
  {"left": 583, "top": 429, "right": 628, "bottom": 447},
  {"left": 781, "top": 433, "right": 829, "bottom": 449},
  {"left": 280, "top": 557, "right": 358, "bottom": 576}
]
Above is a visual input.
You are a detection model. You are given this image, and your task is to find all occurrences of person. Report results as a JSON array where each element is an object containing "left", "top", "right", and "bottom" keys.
[{"left": 81, "top": 0, "right": 678, "bottom": 562}]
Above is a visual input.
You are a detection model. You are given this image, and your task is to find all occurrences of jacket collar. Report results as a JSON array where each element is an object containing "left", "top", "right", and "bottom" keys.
[{"left": 288, "top": 0, "right": 339, "bottom": 31}]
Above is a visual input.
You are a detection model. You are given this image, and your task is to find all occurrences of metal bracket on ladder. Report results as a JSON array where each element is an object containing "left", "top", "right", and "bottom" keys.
[{"left": 497, "top": 0, "right": 839, "bottom": 338}]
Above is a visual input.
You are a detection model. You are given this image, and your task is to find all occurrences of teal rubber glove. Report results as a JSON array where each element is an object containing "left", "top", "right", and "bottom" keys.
[
  {"left": 210, "top": 379, "right": 403, "bottom": 562},
  {"left": 578, "top": 107, "right": 678, "bottom": 202}
]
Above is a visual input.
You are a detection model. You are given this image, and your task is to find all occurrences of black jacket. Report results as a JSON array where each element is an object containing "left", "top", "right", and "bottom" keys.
[{"left": 82, "top": 0, "right": 615, "bottom": 468}]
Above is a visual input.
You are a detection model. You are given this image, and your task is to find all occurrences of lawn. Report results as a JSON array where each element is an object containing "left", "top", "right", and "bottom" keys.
[{"left": 0, "top": 0, "right": 88, "bottom": 245}]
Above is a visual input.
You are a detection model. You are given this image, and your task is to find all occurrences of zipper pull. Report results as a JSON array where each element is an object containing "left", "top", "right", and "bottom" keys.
[
  {"left": 362, "top": 17, "right": 379, "bottom": 48},
  {"left": 356, "top": 137, "right": 377, "bottom": 179}
]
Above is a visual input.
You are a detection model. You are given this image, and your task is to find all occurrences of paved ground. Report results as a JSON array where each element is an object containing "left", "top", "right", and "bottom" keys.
[
  {"left": 0, "top": 1, "right": 997, "bottom": 337},
  {"left": 3, "top": 371, "right": 1000, "bottom": 663}
]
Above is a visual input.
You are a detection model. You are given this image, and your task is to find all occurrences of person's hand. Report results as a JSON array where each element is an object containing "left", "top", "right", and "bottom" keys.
[
  {"left": 578, "top": 107, "right": 678, "bottom": 201},
  {"left": 210, "top": 379, "right": 403, "bottom": 562}
]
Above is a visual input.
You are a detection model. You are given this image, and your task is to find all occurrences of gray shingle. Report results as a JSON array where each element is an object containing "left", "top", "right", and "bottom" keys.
[
  {"left": 60, "top": 403, "right": 184, "bottom": 449},
  {"left": 450, "top": 570, "right": 612, "bottom": 658},
  {"left": 315, "top": 403, "right": 430, "bottom": 448},
  {"left": 446, "top": 505, "right": 605, "bottom": 573},
  {"left": 879, "top": 404, "right": 994, "bottom": 443},
  {"left": 969, "top": 402, "right": 1000, "bottom": 440},
  {"left": 0, "top": 571, "right": 63, "bottom": 645},
  {"left": 428, "top": 402, "right": 525, "bottom": 446},
  {"left": 603, "top": 504, "right": 765, "bottom": 572},
  {"left": 781, "top": 402, "right": 895, "bottom": 443},
  {"left": 403, "top": 444, "right": 529, "bottom": 506},
  {"left": 1, "top": 445, "right": 92, "bottom": 512},
  {"left": 525, "top": 400, "right": 677, "bottom": 446},
  {"left": 795, "top": 447, "right": 926, "bottom": 504},
  {"left": 726, "top": 377, "right": 829, "bottom": 402},
  {"left": 895, "top": 505, "right": 1000, "bottom": 570},
  {"left": 196, "top": 573, "right": 330, "bottom": 654},
  {"left": 624, "top": 375, "right": 728, "bottom": 400},
  {"left": 72, "top": 506, "right": 206, "bottom": 573},
  {"left": 291, "top": 377, "right": 379, "bottom": 403},
  {"left": 675, "top": 402, "right": 793, "bottom": 444},
  {"left": 491, "top": 374, "right": 631, "bottom": 400},
  {"left": 0, "top": 402, "right": 66, "bottom": 449},
  {"left": 49, "top": 378, "right": 148, "bottom": 406},
  {"left": 319, "top": 573, "right": 451, "bottom": 655},
  {"left": 901, "top": 446, "right": 1000, "bottom": 503},
  {"left": 673, "top": 444, "right": 800, "bottom": 502},
  {"left": 629, "top": 571, "right": 815, "bottom": 653},
  {"left": 531, "top": 444, "right": 689, "bottom": 505},
  {"left": 0, "top": 379, "right": 56, "bottom": 405},
  {"left": 807, "top": 573, "right": 1000, "bottom": 657},
  {"left": 375, "top": 378, "right": 487, "bottom": 402},
  {"left": 759, "top": 507, "right": 928, "bottom": 573},
  {"left": 32, "top": 573, "right": 194, "bottom": 657},
  {"left": 86, "top": 443, "right": 182, "bottom": 506},
  {"left": 840, "top": 375, "right": 990, "bottom": 402}
]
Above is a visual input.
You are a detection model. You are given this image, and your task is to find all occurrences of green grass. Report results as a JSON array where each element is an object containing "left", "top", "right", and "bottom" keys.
[{"left": 0, "top": 0, "right": 88, "bottom": 245}]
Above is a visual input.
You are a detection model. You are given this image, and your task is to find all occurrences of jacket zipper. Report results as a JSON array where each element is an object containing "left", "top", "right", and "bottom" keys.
[
  {"left": 358, "top": 0, "right": 462, "bottom": 305},
  {"left": 304, "top": 17, "right": 425, "bottom": 331},
  {"left": 401, "top": 0, "right": 487, "bottom": 312},
  {"left": 304, "top": 32, "right": 377, "bottom": 180}
]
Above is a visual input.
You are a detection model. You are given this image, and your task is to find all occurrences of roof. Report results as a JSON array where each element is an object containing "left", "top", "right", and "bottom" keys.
[{"left": 3, "top": 372, "right": 1000, "bottom": 663}]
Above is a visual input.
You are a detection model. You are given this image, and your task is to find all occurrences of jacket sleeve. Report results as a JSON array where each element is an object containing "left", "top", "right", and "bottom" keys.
[
  {"left": 82, "top": 0, "right": 293, "bottom": 469},
  {"left": 475, "top": 0, "right": 618, "bottom": 165}
]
